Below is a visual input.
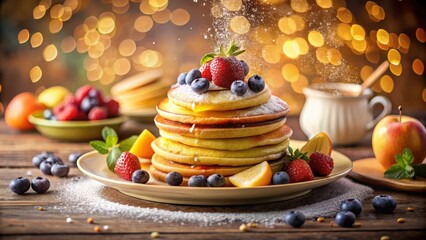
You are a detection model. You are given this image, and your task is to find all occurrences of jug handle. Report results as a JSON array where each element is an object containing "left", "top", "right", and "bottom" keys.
[{"left": 367, "top": 96, "right": 392, "bottom": 130}]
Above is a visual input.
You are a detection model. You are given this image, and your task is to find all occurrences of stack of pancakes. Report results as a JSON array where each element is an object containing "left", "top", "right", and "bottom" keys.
[
  {"left": 150, "top": 84, "right": 292, "bottom": 186},
  {"left": 111, "top": 69, "right": 170, "bottom": 116}
]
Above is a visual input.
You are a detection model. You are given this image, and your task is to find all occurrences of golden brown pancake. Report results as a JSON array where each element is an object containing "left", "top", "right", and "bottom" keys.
[
  {"left": 168, "top": 84, "right": 271, "bottom": 112},
  {"left": 159, "top": 124, "right": 292, "bottom": 150},
  {"left": 114, "top": 81, "right": 170, "bottom": 103},
  {"left": 157, "top": 96, "right": 289, "bottom": 125},
  {"left": 151, "top": 137, "right": 288, "bottom": 166},
  {"left": 111, "top": 69, "right": 164, "bottom": 95},
  {"left": 151, "top": 154, "right": 285, "bottom": 177},
  {"left": 154, "top": 115, "right": 286, "bottom": 139}
]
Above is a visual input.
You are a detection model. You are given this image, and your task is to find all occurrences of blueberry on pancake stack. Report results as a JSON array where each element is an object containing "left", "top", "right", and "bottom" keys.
[{"left": 150, "top": 41, "right": 292, "bottom": 186}]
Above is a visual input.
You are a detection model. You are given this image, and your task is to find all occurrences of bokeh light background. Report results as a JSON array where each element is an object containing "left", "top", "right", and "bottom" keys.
[{"left": 0, "top": 0, "right": 425, "bottom": 115}]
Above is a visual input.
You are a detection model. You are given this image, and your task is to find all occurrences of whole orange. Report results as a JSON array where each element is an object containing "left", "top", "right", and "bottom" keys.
[{"left": 5, "top": 92, "right": 46, "bottom": 130}]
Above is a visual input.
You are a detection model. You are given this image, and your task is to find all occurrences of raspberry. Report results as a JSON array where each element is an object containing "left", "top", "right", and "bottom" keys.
[
  {"left": 56, "top": 104, "right": 78, "bottom": 121},
  {"left": 105, "top": 99, "right": 120, "bottom": 117},
  {"left": 114, "top": 152, "right": 141, "bottom": 181},
  {"left": 284, "top": 159, "right": 314, "bottom": 183},
  {"left": 75, "top": 85, "right": 93, "bottom": 105},
  {"left": 309, "top": 152, "right": 334, "bottom": 176},
  {"left": 88, "top": 107, "right": 107, "bottom": 120},
  {"left": 63, "top": 95, "right": 78, "bottom": 107}
]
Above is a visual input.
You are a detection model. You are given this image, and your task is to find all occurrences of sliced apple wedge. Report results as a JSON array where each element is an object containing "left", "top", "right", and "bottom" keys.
[{"left": 301, "top": 132, "right": 333, "bottom": 156}]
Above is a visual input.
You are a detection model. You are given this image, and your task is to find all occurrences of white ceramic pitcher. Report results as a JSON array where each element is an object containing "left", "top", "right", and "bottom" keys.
[{"left": 299, "top": 83, "right": 392, "bottom": 145}]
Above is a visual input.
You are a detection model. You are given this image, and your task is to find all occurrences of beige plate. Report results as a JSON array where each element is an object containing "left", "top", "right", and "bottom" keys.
[
  {"left": 77, "top": 140, "right": 352, "bottom": 205},
  {"left": 349, "top": 158, "right": 426, "bottom": 192}
]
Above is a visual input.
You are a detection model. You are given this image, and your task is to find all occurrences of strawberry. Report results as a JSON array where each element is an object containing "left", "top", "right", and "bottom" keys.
[
  {"left": 200, "top": 40, "right": 245, "bottom": 89},
  {"left": 75, "top": 85, "right": 93, "bottom": 105},
  {"left": 105, "top": 98, "right": 120, "bottom": 117},
  {"left": 199, "top": 61, "right": 212, "bottom": 81},
  {"left": 309, "top": 152, "right": 334, "bottom": 176},
  {"left": 88, "top": 106, "right": 107, "bottom": 120},
  {"left": 284, "top": 160, "right": 314, "bottom": 183},
  {"left": 55, "top": 104, "right": 78, "bottom": 121},
  {"left": 114, "top": 152, "right": 141, "bottom": 181}
]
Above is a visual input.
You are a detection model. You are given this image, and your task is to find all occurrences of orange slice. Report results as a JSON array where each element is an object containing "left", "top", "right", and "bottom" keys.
[
  {"left": 300, "top": 132, "right": 332, "bottom": 156},
  {"left": 229, "top": 161, "right": 272, "bottom": 187},
  {"left": 129, "top": 129, "right": 156, "bottom": 159}
]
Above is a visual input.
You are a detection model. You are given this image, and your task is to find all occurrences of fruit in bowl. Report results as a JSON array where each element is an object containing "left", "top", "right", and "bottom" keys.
[
  {"left": 372, "top": 107, "right": 426, "bottom": 169},
  {"left": 44, "top": 85, "right": 120, "bottom": 121}
]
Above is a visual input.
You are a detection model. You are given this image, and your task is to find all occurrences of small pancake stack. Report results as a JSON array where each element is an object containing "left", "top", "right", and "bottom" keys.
[
  {"left": 111, "top": 69, "right": 170, "bottom": 117},
  {"left": 150, "top": 83, "right": 292, "bottom": 186}
]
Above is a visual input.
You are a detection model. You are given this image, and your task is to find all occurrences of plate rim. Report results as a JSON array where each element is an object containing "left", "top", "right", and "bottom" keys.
[
  {"left": 77, "top": 140, "right": 353, "bottom": 192},
  {"left": 29, "top": 112, "right": 128, "bottom": 128},
  {"left": 349, "top": 158, "right": 426, "bottom": 192}
]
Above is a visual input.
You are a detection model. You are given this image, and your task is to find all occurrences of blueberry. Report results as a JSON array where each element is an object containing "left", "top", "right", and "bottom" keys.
[
  {"left": 40, "top": 161, "right": 53, "bottom": 175},
  {"left": 185, "top": 69, "right": 202, "bottom": 85},
  {"left": 43, "top": 109, "right": 54, "bottom": 120},
  {"left": 340, "top": 198, "right": 362, "bottom": 216},
  {"left": 80, "top": 96, "right": 99, "bottom": 112},
  {"left": 132, "top": 170, "right": 150, "bottom": 184},
  {"left": 31, "top": 177, "right": 50, "bottom": 194},
  {"left": 68, "top": 152, "right": 82, "bottom": 166},
  {"left": 166, "top": 172, "right": 183, "bottom": 186},
  {"left": 177, "top": 72, "right": 187, "bottom": 85},
  {"left": 9, "top": 177, "right": 31, "bottom": 195},
  {"left": 284, "top": 210, "right": 306, "bottom": 228},
  {"left": 188, "top": 175, "right": 207, "bottom": 187},
  {"left": 240, "top": 60, "right": 249, "bottom": 76},
  {"left": 88, "top": 88, "right": 103, "bottom": 100},
  {"left": 51, "top": 164, "right": 70, "bottom": 178},
  {"left": 335, "top": 211, "right": 356, "bottom": 227},
  {"left": 191, "top": 78, "right": 209, "bottom": 94},
  {"left": 45, "top": 156, "right": 64, "bottom": 165},
  {"left": 248, "top": 75, "right": 266, "bottom": 93},
  {"left": 272, "top": 171, "right": 289, "bottom": 185},
  {"left": 372, "top": 195, "right": 397, "bottom": 213},
  {"left": 230, "top": 80, "right": 247, "bottom": 96},
  {"left": 207, "top": 174, "right": 226, "bottom": 187},
  {"left": 32, "top": 151, "right": 54, "bottom": 168}
]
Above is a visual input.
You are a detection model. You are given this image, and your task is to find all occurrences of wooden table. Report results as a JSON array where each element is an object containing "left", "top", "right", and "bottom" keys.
[{"left": 1, "top": 117, "right": 425, "bottom": 239}]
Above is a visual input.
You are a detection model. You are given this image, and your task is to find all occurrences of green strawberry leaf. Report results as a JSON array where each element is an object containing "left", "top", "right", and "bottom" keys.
[
  {"left": 118, "top": 135, "right": 138, "bottom": 152},
  {"left": 384, "top": 164, "right": 407, "bottom": 179},
  {"left": 200, "top": 53, "right": 216, "bottom": 65},
  {"left": 231, "top": 49, "right": 245, "bottom": 57},
  {"left": 107, "top": 147, "right": 122, "bottom": 172},
  {"left": 413, "top": 164, "right": 426, "bottom": 178},
  {"left": 89, "top": 140, "right": 109, "bottom": 154},
  {"left": 106, "top": 135, "right": 118, "bottom": 147}
]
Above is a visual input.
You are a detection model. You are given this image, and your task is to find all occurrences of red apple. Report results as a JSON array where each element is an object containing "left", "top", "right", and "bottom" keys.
[{"left": 372, "top": 115, "right": 426, "bottom": 169}]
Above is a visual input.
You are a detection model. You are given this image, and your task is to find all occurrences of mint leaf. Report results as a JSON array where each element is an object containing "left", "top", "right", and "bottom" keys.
[
  {"left": 200, "top": 53, "right": 216, "bottom": 65},
  {"left": 118, "top": 135, "right": 138, "bottom": 152},
  {"left": 402, "top": 148, "right": 414, "bottom": 165},
  {"left": 384, "top": 164, "right": 406, "bottom": 179},
  {"left": 89, "top": 140, "right": 109, "bottom": 154},
  {"left": 413, "top": 164, "right": 426, "bottom": 178},
  {"left": 102, "top": 127, "right": 117, "bottom": 141},
  {"left": 106, "top": 135, "right": 118, "bottom": 147},
  {"left": 107, "top": 147, "right": 122, "bottom": 172}
]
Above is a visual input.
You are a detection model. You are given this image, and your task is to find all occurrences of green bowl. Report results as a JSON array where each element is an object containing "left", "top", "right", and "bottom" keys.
[{"left": 28, "top": 112, "right": 127, "bottom": 142}]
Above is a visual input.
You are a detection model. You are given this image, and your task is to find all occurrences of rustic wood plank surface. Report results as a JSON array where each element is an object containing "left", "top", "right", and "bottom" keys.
[{"left": 1, "top": 117, "right": 425, "bottom": 239}]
